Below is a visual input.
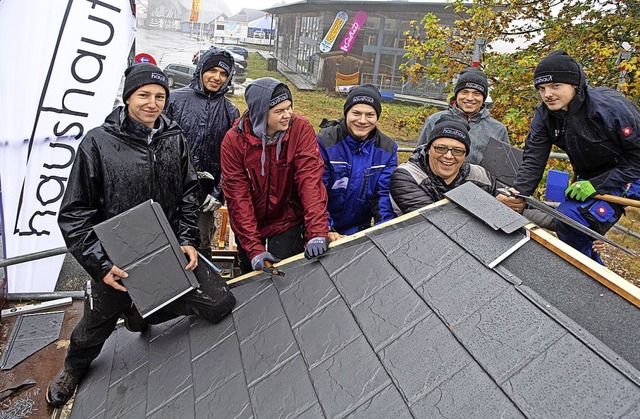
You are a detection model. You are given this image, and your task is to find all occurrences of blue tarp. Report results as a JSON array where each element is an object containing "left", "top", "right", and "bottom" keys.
[{"left": 248, "top": 15, "right": 274, "bottom": 31}]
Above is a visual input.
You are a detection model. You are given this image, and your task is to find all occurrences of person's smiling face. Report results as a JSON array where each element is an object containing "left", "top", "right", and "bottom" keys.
[
  {"left": 428, "top": 137, "right": 467, "bottom": 185},
  {"left": 125, "top": 84, "right": 166, "bottom": 128},
  {"left": 538, "top": 82, "right": 577, "bottom": 112}
]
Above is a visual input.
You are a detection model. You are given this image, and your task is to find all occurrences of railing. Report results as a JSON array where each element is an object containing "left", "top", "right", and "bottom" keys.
[{"left": 360, "top": 72, "right": 447, "bottom": 99}]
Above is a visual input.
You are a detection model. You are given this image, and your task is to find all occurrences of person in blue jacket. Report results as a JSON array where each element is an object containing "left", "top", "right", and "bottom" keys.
[
  {"left": 317, "top": 84, "right": 398, "bottom": 239},
  {"left": 498, "top": 50, "right": 640, "bottom": 264}
]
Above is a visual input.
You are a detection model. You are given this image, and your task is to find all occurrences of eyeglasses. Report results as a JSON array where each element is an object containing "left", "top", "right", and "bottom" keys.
[{"left": 431, "top": 145, "right": 466, "bottom": 157}]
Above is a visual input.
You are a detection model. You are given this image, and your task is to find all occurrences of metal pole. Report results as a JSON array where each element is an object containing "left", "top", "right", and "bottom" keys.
[{"left": 0, "top": 247, "right": 67, "bottom": 268}]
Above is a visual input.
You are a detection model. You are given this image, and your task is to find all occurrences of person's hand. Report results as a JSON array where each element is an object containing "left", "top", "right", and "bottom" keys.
[
  {"left": 251, "top": 252, "right": 280, "bottom": 271},
  {"left": 304, "top": 237, "right": 329, "bottom": 259},
  {"left": 201, "top": 195, "right": 222, "bottom": 212},
  {"left": 592, "top": 240, "right": 606, "bottom": 254},
  {"left": 103, "top": 265, "right": 128, "bottom": 292},
  {"left": 565, "top": 180, "right": 596, "bottom": 201},
  {"left": 181, "top": 245, "right": 198, "bottom": 270},
  {"left": 328, "top": 231, "right": 345, "bottom": 242},
  {"left": 496, "top": 188, "right": 525, "bottom": 213}
]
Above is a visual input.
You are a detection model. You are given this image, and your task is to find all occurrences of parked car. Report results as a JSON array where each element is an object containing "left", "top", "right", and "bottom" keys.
[
  {"left": 192, "top": 48, "right": 248, "bottom": 69},
  {"left": 163, "top": 63, "right": 245, "bottom": 94},
  {"left": 223, "top": 45, "right": 249, "bottom": 59}
]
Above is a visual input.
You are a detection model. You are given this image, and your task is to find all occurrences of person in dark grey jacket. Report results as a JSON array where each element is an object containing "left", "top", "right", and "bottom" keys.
[
  {"left": 166, "top": 47, "right": 240, "bottom": 256},
  {"left": 416, "top": 68, "right": 509, "bottom": 164},
  {"left": 47, "top": 64, "right": 235, "bottom": 409},
  {"left": 392, "top": 114, "right": 497, "bottom": 213}
]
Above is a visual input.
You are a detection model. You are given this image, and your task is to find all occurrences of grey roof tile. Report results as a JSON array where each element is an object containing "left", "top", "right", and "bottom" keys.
[
  {"left": 505, "top": 333, "right": 640, "bottom": 417},
  {"left": 296, "top": 403, "right": 326, "bottom": 418},
  {"left": 410, "top": 361, "right": 523, "bottom": 418},
  {"left": 345, "top": 384, "right": 413, "bottom": 418},
  {"left": 231, "top": 274, "right": 274, "bottom": 310},
  {"left": 376, "top": 221, "right": 465, "bottom": 289},
  {"left": 233, "top": 284, "right": 285, "bottom": 342},
  {"left": 352, "top": 276, "right": 432, "bottom": 352},
  {"left": 109, "top": 326, "right": 150, "bottom": 386},
  {"left": 240, "top": 316, "right": 299, "bottom": 386},
  {"left": 316, "top": 236, "right": 374, "bottom": 277},
  {"left": 146, "top": 348, "right": 193, "bottom": 414},
  {"left": 418, "top": 253, "right": 509, "bottom": 327},
  {"left": 322, "top": 243, "right": 400, "bottom": 308},
  {"left": 188, "top": 315, "right": 235, "bottom": 361},
  {"left": 248, "top": 355, "right": 319, "bottom": 418},
  {"left": 455, "top": 286, "right": 567, "bottom": 384},
  {"left": 192, "top": 333, "right": 243, "bottom": 400},
  {"left": 278, "top": 263, "right": 340, "bottom": 328},
  {"left": 366, "top": 215, "right": 432, "bottom": 256},
  {"left": 424, "top": 203, "right": 528, "bottom": 267},
  {"left": 105, "top": 360, "right": 149, "bottom": 418},
  {"left": 310, "top": 335, "right": 391, "bottom": 418},
  {"left": 379, "top": 314, "right": 472, "bottom": 405},
  {"left": 148, "top": 317, "right": 190, "bottom": 372},
  {"left": 194, "top": 372, "right": 253, "bottom": 419},
  {"left": 294, "top": 297, "right": 362, "bottom": 369},
  {"left": 147, "top": 386, "right": 195, "bottom": 419}
]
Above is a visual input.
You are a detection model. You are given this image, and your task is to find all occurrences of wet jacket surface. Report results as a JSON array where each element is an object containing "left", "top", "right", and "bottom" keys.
[
  {"left": 416, "top": 104, "right": 510, "bottom": 164},
  {"left": 58, "top": 107, "right": 200, "bottom": 281},
  {"left": 391, "top": 147, "right": 497, "bottom": 214},
  {"left": 221, "top": 112, "right": 329, "bottom": 260},
  {"left": 514, "top": 71, "right": 640, "bottom": 196},
  {"left": 317, "top": 118, "right": 397, "bottom": 235},
  {"left": 165, "top": 47, "right": 240, "bottom": 202}
]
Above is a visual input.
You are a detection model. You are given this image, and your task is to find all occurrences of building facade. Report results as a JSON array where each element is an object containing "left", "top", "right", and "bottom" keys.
[{"left": 265, "top": 1, "right": 458, "bottom": 97}]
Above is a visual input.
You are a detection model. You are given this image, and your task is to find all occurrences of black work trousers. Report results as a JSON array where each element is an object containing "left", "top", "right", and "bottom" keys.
[
  {"left": 237, "top": 224, "right": 305, "bottom": 274},
  {"left": 64, "top": 266, "right": 235, "bottom": 376}
]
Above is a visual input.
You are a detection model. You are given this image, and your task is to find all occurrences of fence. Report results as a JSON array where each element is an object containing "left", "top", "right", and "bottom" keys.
[{"left": 360, "top": 72, "right": 447, "bottom": 99}]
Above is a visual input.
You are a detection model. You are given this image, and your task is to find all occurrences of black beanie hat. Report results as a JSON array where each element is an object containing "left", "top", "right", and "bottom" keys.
[
  {"left": 269, "top": 83, "right": 293, "bottom": 109},
  {"left": 454, "top": 68, "right": 488, "bottom": 100},
  {"left": 534, "top": 50, "right": 581, "bottom": 88},
  {"left": 343, "top": 84, "right": 382, "bottom": 118},
  {"left": 426, "top": 114, "right": 471, "bottom": 155},
  {"left": 123, "top": 63, "right": 170, "bottom": 102},
  {"left": 202, "top": 52, "right": 233, "bottom": 76}
]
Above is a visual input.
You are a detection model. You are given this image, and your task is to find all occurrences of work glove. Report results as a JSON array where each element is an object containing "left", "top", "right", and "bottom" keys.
[
  {"left": 565, "top": 180, "right": 597, "bottom": 201},
  {"left": 251, "top": 252, "right": 280, "bottom": 271},
  {"left": 304, "top": 237, "right": 329, "bottom": 259},
  {"left": 201, "top": 194, "right": 222, "bottom": 212}
]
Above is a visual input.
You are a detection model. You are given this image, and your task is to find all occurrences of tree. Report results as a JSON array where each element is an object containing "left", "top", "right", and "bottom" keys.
[{"left": 402, "top": 0, "right": 639, "bottom": 149}]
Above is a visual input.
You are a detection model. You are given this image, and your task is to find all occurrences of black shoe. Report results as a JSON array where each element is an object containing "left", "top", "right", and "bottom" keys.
[
  {"left": 122, "top": 306, "right": 149, "bottom": 333},
  {"left": 46, "top": 369, "right": 82, "bottom": 408}
]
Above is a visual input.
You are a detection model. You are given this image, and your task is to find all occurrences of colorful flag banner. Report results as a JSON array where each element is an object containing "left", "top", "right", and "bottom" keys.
[
  {"left": 320, "top": 11, "right": 348, "bottom": 53},
  {"left": 340, "top": 11, "right": 367, "bottom": 53}
]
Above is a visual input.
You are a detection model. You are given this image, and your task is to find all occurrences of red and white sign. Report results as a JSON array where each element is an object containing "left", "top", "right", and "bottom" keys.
[{"left": 135, "top": 53, "right": 156, "bottom": 65}]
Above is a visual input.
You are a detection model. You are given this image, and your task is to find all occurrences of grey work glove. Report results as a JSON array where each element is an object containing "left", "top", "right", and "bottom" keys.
[
  {"left": 251, "top": 252, "right": 281, "bottom": 271},
  {"left": 304, "top": 237, "right": 329, "bottom": 259},
  {"left": 201, "top": 194, "right": 222, "bottom": 212}
]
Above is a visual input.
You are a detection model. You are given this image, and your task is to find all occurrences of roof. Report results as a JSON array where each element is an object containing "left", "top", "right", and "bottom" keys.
[
  {"left": 69, "top": 191, "right": 640, "bottom": 418},
  {"left": 265, "top": 0, "right": 456, "bottom": 15},
  {"left": 227, "top": 9, "right": 265, "bottom": 23}
]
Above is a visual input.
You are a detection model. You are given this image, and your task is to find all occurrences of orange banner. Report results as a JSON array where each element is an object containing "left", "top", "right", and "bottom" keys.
[{"left": 190, "top": 0, "right": 200, "bottom": 22}]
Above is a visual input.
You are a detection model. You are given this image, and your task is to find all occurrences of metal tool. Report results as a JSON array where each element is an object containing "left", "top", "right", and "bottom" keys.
[
  {"left": 263, "top": 260, "right": 285, "bottom": 277},
  {"left": 497, "top": 188, "right": 637, "bottom": 257}
]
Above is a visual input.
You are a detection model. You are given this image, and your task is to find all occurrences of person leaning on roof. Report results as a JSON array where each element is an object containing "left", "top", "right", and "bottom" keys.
[
  {"left": 165, "top": 47, "right": 240, "bottom": 258},
  {"left": 46, "top": 63, "right": 236, "bottom": 408},
  {"left": 221, "top": 77, "right": 330, "bottom": 274},
  {"left": 317, "top": 84, "right": 398, "bottom": 240},
  {"left": 497, "top": 50, "right": 640, "bottom": 264},
  {"left": 391, "top": 114, "right": 497, "bottom": 213},
  {"left": 416, "top": 67, "right": 510, "bottom": 164}
]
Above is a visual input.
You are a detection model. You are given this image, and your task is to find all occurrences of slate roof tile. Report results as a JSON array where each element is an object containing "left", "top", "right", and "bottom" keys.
[
  {"left": 148, "top": 317, "right": 190, "bottom": 372},
  {"left": 310, "top": 335, "right": 392, "bottom": 418},
  {"left": 233, "top": 284, "right": 285, "bottom": 342},
  {"left": 379, "top": 315, "right": 473, "bottom": 405},
  {"left": 344, "top": 384, "right": 412, "bottom": 418},
  {"left": 105, "top": 359, "right": 149, "bottom": 418},
  {"left": 409, "top": 362, "right": 523, "bottom": 418},
  {"left": 146, "top": 347, "right": 192, "bottom": 414},
  {"left": 147, "top": 386, "right": 195, "bottom": 419},
  {"left": 192, "top": 333, "right": 243, "bottom": 400},
  {"left": 188, "top": 315, "right": 235, "bottom": 361},
  {"left": 194, "top": 372, "right": 253, "bottom": 419},
  {"left": 108, "top": 326, "right": 149, "bottom": 386},
  {"left": 248, "top": 355, "right": 319, "bottom": 418}
]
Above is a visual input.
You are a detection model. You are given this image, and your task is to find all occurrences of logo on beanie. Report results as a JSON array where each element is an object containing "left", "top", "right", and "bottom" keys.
[
  {"left": 462, "top": 82, "right": 485, "bottom": 93},
  {"left": 217, "top": 61, "right": 231, "bottom": 74},
  {"left": 269, "top": 93, "right": 290, "bottom": 108},
  {"left": 352, "top": 95, "right": 374, "bottom": 105},
  {"left": 442, "top": 127, "right": 466, "bottom": 139},
  {"left": 534, "top": 75, "right": 553, "bottom": 86},
  {"left": 151, "top": 72, "right": 167, "bottom": 82}
]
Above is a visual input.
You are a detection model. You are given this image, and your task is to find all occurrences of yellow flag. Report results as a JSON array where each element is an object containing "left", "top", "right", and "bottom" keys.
[{"left": 190, "top": 0, "right": 200, "bottom": 22}]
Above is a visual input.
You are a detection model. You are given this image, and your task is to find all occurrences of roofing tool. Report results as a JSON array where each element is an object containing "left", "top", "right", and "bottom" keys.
[
  {"left": 263, "top": 260, "right": 285, "bottom": 277},
  {"left": 197, "top": 252, "right": 223, "bottom": 273},
  {"left": 497, "top": 188, "right": 637, "bottom": 257}
]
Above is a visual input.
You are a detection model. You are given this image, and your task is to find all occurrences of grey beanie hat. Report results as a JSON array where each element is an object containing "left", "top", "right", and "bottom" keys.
[
  {"left": 426, "top": 114, "right": 471, "bottom": 155},
  {"left": 454, "top": 68, "right": 488, "bottom": 100},
  {"left": 123, "top": 63, "right": 170, "bottom": 102},
  {"left": 533, "top": 50, "right": 581, "bottom": 88}
]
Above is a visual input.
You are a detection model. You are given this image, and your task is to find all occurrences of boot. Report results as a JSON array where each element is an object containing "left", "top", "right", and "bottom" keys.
[
  {"left": 122, "top": 305, "right": 149, "bottom": 333},
  {"left": 46, "top": 369, "right": 83, "bottom": 407}
]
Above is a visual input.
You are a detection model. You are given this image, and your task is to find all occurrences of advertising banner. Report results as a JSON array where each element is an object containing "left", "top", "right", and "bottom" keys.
[
  {"left": 320, "top": 11, "right": 348, "bottom": 53},
  {"left": 0, "top": 0, "right": 136, "bottom": 293},
  {"left": 339, "top": 11, "right": 367, "bottom": 53},
  {"left": 190, "top": 0, "right": 201, "bottom": 23}
]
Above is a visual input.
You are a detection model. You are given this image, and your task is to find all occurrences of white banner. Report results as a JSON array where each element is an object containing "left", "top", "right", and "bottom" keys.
[{"left": 0, "top": 0, "right": 136, "bottom": 293}]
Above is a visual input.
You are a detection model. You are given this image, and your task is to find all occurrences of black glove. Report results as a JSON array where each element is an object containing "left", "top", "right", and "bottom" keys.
[
  {"left": 251, "top": 252, "right": 280, "bottom": 271},
  {"left": 304, "top": 237, "right": 329, "bottom": 259}
]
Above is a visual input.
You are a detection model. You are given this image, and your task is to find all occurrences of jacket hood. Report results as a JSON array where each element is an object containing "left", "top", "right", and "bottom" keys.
[
  {"left": 245, "top": 77, "right": 289, "bottom": 140},
  {"left": 191, "top": 47, "right": 235, "bottom": 96}
]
